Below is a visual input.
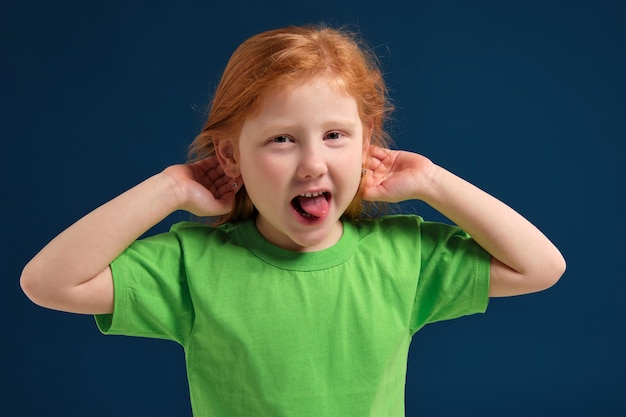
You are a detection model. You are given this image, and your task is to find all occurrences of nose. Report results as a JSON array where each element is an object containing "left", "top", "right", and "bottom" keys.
[{"left": 296, "top": 142, "right": 328, "bottom": 179}]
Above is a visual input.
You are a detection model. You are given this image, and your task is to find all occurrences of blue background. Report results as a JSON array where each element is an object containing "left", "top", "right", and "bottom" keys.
[{"left": 2, "top": 0, "right": 625, "bottom": 415}]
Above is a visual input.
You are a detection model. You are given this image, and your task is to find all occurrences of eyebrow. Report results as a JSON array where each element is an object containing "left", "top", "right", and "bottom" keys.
[{"left": 259, "top": 120, "right": 360, "bottom": 134}]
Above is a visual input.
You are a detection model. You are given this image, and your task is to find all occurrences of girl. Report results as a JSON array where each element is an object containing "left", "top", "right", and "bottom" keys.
[{"left": 21, "top": 25, "right": 565, "bottom": 416}]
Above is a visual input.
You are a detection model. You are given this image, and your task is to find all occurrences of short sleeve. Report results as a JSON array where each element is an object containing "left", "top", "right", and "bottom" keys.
[
  {"left": 94, "top": 230, "right": 194, "bottom": 345},
  {"left": 409, "top": 220, "right": 491, "bottom": 334}
]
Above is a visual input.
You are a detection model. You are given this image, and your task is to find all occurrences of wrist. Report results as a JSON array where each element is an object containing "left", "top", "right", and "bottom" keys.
[
  {"left": 410, "top": 160, "right": 441, "bottom": 203},
  {"left": 147, "top": 172, "right": 188, "bottom": 212}
]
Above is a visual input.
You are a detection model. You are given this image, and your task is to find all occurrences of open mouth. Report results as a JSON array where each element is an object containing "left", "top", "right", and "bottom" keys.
[{"left": 291, "top": 191, "right": 331, "bottom": 219}]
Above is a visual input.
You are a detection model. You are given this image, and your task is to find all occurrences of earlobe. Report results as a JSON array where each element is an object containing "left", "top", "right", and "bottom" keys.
[{"left": 215, "top": 139, "right": 240, "bottom": 177}]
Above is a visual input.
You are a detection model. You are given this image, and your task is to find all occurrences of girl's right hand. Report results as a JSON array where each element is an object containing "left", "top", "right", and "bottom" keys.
[
  {"left": 163, "top": 155, "right": 238, "bottom": 217},
  {"left": 21, "top": 154, "right": 240, "bottom": 314}
]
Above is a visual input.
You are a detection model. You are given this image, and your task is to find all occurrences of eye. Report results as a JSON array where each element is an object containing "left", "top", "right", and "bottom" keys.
[
  {"left": 271, "top": 135, "right": 291, "bottom": 143},
  {"left": 324, "top": 131, "right": 344, "bottom": 140}
]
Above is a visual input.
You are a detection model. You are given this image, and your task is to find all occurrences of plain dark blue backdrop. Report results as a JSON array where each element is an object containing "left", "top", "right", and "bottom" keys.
[{"left": 3, "top": 1, "right": 625, "bottom": 416}]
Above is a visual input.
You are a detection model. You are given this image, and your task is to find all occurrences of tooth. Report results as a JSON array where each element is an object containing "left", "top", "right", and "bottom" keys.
[{"left": 299, "top": 191, "right": 326, "bottom": 198}]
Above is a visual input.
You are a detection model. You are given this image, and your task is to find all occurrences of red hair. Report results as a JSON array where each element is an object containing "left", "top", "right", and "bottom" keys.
[{"left": 189, "top": 25, "right": 393, "bottom": 223}]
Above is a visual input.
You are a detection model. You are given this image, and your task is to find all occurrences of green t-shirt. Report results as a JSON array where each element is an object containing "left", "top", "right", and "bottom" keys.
[{"left": 96, "top": 214, "right": 490, "bottom": 417}]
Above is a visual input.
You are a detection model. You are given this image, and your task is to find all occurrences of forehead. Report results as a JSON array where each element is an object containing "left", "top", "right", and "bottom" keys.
[{"left": 254, "top": 75, "right": 358, "bottom": 118}]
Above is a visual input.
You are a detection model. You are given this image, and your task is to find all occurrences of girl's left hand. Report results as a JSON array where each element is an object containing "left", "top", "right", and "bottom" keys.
[{"left": 361, "top": 146, "right": 435, "bottom": 203}]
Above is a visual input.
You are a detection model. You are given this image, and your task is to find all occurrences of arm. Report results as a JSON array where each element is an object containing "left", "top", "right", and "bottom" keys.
[
  {"left": 20, "top": 157, "right": 237, "bottom": 314},
  {"left": 363, "top": 146, "right": 566, "bottom": 297}
]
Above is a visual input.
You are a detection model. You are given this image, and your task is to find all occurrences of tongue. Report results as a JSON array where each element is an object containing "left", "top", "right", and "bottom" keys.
[{"left": 297, "top": 195, "right": 329, "bottom": 217}]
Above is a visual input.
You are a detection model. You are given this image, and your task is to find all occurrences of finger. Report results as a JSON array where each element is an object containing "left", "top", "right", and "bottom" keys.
[
  {"left": 216, "top": 178, "right": 234, "bottom": 197},
  {"left": 212, "top": 172, "right": 231, "bottom": 189},
  {"left": 368, "top": 145, "right": 391, "bottom": 161},
  {"left": 207, "top": 165, "right": 227, "bottom": 183},
  {"left": 193, "top": 156, "right": 225, "bottom": 181},
  {"left": 192, "top": 156, "right": 220, "bottom": 172},
  {"left": 367, "top": 146, "right": 391, "bottom": 170}
]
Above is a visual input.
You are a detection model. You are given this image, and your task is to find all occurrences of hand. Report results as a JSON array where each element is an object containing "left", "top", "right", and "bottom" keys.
[
  {"left": 361, "top": 146, "right": 435, "bottom": 203},
  {"left": 162, "top": 156, "right": 238, "bottom": 217}
]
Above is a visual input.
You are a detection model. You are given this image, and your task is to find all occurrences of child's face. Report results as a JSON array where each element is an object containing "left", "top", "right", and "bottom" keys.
[{"left": 236, "top": 75, "right": 368, "bottom": 252}]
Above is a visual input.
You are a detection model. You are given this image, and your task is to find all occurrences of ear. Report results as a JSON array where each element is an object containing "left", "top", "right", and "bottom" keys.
[
  {"left": 362, "top": 124, "right": 373, "bottom": 160},
  {"left": 215, "top": 138, "right": 240, "bottom": 178}
]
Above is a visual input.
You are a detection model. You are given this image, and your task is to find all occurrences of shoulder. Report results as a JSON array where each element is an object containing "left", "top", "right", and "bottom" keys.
[
  {"left": 348, "top": 215, "right": 426, "bottom": 255},
  {"left": 168, "top": 220, "right": 252, "bottom": 253},
  {"left": 353, "top": 214, "right": 424, "bottom": 231},
  {"left": 170, "top": 221, "right": 237, "bottom": 240},
  {"left": 351, "top": 214, "right": 478, "bottom": 250},
  {"left": 352, "top": 214, "right": 432, "bottom": 241}
]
